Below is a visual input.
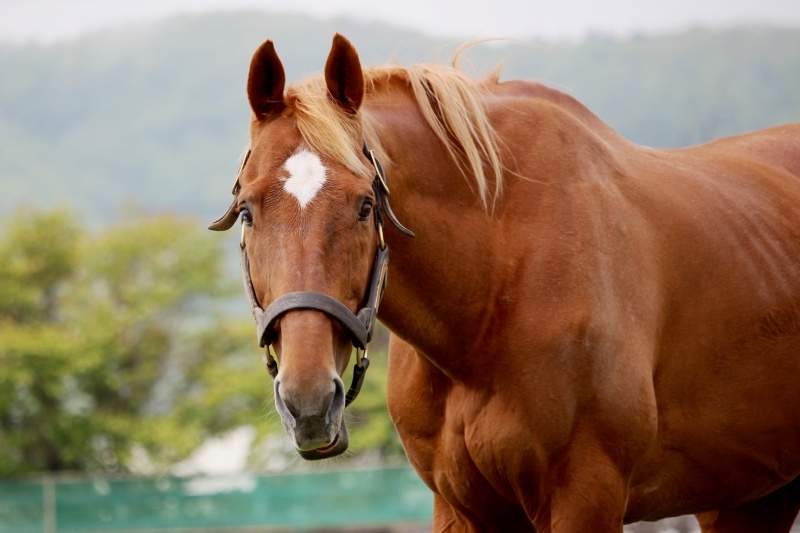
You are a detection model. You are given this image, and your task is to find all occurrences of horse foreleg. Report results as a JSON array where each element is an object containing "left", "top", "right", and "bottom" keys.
[
  {"left": 432, "top": 493, "right": 482, "bottom": 533},
  {"left": 539, "top": 451, "right": 629, "bottom": 533},
  {"left": 695, "top": 477, "right": 800, "bottom": 533},
  {"left": 432, "top": 493, "right": 537, "bottom": 533}
]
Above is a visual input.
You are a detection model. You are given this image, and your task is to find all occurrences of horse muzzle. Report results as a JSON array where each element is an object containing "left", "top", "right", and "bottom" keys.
[{"left": 273, "top": 374, "right": 349, "bottom": 459}]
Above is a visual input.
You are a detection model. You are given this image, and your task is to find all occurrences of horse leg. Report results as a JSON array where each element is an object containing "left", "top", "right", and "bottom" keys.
[
  {"left": 541, "top": 451, "right": 629, "bottom": 532},
  {"left": 432, "top": 492, "right": 537, "bottom": 532},
  {"left": 695, "top": 477, "right": 800, "bottom": 533},
  {"left": 432, "top": 493, "right": 482, "bottom": 533}
]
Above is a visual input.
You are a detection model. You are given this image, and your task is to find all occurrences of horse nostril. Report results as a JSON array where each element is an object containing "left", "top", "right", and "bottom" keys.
[
  {"left": 273, "top": 379, "right": 297, "bottom": 428},
  {"left": 328, "top": 377, "right": 345, "bottom": 424}
]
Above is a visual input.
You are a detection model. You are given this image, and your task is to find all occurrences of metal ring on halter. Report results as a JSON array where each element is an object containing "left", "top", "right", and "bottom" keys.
[
  {"left": 377, "top": 223, "right": 386, "bottom": 250},
  {"left": 263, "top": 352, "right": 278, "bottom": 378},
  {"left": 355, "top": 347, "right": 369, "bottom": 368}
]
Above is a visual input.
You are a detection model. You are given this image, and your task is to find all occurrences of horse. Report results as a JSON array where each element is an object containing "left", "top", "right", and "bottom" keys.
[{"left": 209, "top": 34, "right": 800, "bottom": 532}]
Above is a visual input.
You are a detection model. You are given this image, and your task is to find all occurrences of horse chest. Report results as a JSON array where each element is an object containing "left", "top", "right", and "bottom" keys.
[{"left": 388, "top": 351, "right": 543, "bottom": 520}]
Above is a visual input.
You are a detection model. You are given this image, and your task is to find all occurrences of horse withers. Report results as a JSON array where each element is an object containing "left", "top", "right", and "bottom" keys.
[{"left": 210, "top": 34, "right": 800, "bottom": 532}]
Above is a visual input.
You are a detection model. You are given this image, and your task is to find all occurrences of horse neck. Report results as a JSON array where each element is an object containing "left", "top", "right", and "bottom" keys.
[
  {"left": 364, "top": 85, "right": 628, "bottom": 378},
  {"left": 364, "top": 98, "right": 518, "bottom": 374}
]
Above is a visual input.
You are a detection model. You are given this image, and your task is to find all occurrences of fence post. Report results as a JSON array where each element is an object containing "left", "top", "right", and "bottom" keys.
[{"left": 43, "top": 475, "right": 56, "bottom": 533}]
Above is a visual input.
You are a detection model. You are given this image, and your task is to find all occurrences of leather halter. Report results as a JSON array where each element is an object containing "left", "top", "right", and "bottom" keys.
[{"left": 209, "top": 142, "right": 413, "bottom": 407}]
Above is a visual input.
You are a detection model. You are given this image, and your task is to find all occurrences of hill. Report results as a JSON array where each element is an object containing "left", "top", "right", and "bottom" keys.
[{"left": 0, "top": 13, "right": 798, "bottom": 221}]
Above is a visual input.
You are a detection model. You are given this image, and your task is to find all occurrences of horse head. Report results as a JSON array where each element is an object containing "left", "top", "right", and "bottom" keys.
[{"left": 209, "top": 35, "right": 409, "bottom": 460}]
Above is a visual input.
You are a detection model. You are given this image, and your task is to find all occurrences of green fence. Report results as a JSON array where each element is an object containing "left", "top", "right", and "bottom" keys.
[{"left": 0, "top": 467, "right": 433, "bottom": 532}]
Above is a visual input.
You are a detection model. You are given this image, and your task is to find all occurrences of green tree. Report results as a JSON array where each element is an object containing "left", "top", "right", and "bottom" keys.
[
  {"left": 0, "top": 208, "right": 277, "bottom": 475},
  {"left": 0, "top": 208, "right": 83, "bottom": 472},
  {"left": 0, "top": 207, "right": 407, "bottom": 475}
]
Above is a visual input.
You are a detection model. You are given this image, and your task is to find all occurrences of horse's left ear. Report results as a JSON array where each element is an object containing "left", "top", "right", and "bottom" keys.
[{"left": 325, "top": 34, "right": 364, "bottom": 114}]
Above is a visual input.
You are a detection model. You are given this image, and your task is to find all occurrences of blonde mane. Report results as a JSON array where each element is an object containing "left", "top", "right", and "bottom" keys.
[{"left": 284, "top": 63, "right": 504, "bottom": 208}]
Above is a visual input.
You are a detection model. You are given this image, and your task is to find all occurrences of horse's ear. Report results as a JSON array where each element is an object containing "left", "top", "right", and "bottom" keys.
[
  {"left": 324, "top": 34, "right": 364, "bottom": 114},
  {"left": 248, "top": 40, "right": 286, "bottom": 119}
]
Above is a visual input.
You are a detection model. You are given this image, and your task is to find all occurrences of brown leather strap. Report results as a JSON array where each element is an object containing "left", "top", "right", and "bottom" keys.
[
  {"left": 258, "top": 291, "right": 370, "bottom": 349},
  {"left": 242, "top": 242, "right": 390, "bottom": 350},
  {"left": 239, "top": 242, "right": 265, "bottom": 326},
  {"left": 208, "top": 150, "right": 251, "bottom": 231},
  {"left": 362, "top": 141, "right": 415, "bottom": 237}
]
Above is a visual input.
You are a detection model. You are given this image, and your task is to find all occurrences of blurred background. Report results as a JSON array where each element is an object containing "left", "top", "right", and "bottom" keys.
[{"left": 1, "top": 0, "right": 799, "bottom": 531}]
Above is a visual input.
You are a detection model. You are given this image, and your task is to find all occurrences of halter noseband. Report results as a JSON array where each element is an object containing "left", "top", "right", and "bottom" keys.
[{"left": 209, "top": 141, "right": 413, "bottom": 407}]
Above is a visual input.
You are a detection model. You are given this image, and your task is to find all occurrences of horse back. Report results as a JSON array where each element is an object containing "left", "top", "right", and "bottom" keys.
[{"left": 690, "top": 122, "right": 800, "bottom": 179}]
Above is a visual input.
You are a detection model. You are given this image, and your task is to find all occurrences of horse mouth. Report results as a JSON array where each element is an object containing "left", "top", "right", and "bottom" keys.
[
  {"left": 297, "top": 424, "right": 349, "bottom": 460},
  {"left": 315, "top": 433, "right": 340, "bottom": 453}
]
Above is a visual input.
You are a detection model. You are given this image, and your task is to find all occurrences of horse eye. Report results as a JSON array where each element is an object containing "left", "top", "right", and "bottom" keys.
[
  {"left": 358, "top": 200, "right": 373, "bottom": 222},
  {"left": 240, "top": 208, "right": 253, "bottom": 227}
]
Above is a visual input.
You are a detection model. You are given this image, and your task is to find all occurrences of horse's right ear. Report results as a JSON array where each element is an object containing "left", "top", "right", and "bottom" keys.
[{"left": 247, "top": 40, "right": 286, "bottom": 119}]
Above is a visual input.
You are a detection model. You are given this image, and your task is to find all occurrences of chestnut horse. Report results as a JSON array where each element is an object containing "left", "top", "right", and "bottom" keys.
[{"left": 209, "top": 34, "right": 800, "bottom": 532}]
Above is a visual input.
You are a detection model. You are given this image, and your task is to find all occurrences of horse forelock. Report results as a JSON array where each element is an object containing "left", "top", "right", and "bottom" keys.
[
  {"left": 283, "top": 63, "right": 504, "bottom": 208},
  {"left": 285, "top": 76, "right": 371, "bottom": 179}
]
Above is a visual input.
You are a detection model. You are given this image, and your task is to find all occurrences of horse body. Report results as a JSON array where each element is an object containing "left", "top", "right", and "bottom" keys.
[
  {"left": 376, "top": 79, "right": 800, "bottom": 529},
  {"left": 214, "top": 35, "right": 800, "bottom": 532}
]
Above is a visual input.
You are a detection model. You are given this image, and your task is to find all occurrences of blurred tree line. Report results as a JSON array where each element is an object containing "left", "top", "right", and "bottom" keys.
[
  {"left": 0, "top": 208, "right": 403, "bottom": 476},
  {"left": 0, "top": 15, "right": 797, "bottom": 222}
]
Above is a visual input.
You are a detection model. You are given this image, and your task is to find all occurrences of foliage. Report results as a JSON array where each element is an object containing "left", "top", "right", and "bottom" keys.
[
  {"left": 0, "top": 208, "right": 276, "bottom": 474},
  {"left": 0, "top": 208, "right": 404, "bottom": 474}
]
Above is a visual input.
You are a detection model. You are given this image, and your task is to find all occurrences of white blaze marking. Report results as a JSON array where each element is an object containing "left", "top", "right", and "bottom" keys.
[{"left": 282, "top": 150, "right": 327, "bottom": 209}]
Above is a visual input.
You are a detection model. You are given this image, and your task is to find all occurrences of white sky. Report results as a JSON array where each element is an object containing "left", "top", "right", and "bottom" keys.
[{"left": 2, "top": 0, "right": 800, "bottom": 44}]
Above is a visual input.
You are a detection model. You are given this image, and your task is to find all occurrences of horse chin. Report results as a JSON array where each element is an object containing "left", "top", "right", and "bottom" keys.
[{"left": 297, "top": 421, "right": 349, "bottom": 461}]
